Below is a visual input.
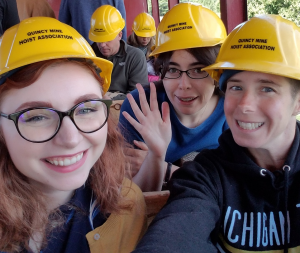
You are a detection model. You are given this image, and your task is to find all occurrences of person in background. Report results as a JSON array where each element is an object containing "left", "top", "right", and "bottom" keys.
[
  {"left": 119, "top": 3, "right": 228, "bottom": 191},
  {"left": 127, "top": 12, "right": 159, "bottom": 82},
  {"left": 59, "top": 0, "right": 127, "bottom": 44},
  {"left": 127, "top": 12, "right": 156, "bottom": 60},
  {"left": 89, "top": 5, "right": 148, "bottom": 99},
  {"left": 0, "top": 0, "right": 19, "bottom": 36},
  {"left": 132, "top": 14, "right": 300, "bottom": 252},
  {"left": 16, "top": 0, "right": 55, "bottom": 21},
  {"left": 0, "top": 17, "right": 146, "bottom": 253}
]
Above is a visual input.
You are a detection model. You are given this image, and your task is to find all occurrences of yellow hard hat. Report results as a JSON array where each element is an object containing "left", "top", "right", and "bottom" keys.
[
  {"left": 203, "top": 14, "right": 300, "bottom": 82},
  {"left": 89, "top": 5, "right": 125, "bottom": 43},
  {"left": 132, "top": 12, "right": 156, "bottom": 37},
  {"left": 0, "top": 17, "right": 113, "bottom": 93},
  {"left": 150, "top": 2, "right": 227, "bottom": 57}
]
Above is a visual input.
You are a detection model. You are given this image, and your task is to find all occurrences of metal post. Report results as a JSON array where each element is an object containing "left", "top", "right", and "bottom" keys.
[{"left": 220, "top": 0, "right": 247, "bottom": 33}]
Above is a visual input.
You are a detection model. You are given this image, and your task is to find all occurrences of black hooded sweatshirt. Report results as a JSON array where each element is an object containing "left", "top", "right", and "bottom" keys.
[{"left": 133, "top": 122, "right": 300, "bottom": 253}]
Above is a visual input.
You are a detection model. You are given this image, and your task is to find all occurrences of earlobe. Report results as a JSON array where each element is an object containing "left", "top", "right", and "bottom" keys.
[
  {"left": 292, "top": 94, "right": 300, "bottom": 116},
  {"left": 118, "top": 31, "right": 123, "bottom": 40}
]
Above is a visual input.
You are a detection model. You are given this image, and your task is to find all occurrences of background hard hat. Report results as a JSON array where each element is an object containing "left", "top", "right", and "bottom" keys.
[
  {"left": 150, "top": 2, "right": 226, "bottom": 56},
  {"left": 203, "top": 14, "right": 300, "bottom": 82},
  {"left": 132, "top": 12, "right": 156, "bottom": 37},
  {"left": 0, "top": 17, "right": 113, "bottom": 93},
  {"left": 89, "top": 5, "right": 125, "bottom": 43}
]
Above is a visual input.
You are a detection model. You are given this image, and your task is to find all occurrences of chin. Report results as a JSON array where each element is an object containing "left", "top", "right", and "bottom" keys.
[
  {"left": 232, "top": 135, "right": 262, "bottom": 149},
  {"left": 56, "top": 180, "right": 86, "bottom": 191},
  {"left": 57, "top": 173, "right": 90, "bottom": 191}
]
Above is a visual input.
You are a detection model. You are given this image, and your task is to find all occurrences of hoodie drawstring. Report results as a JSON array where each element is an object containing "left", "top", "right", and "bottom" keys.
[{"left": 282, "top": 165, "right": 291, "bottom": 253}]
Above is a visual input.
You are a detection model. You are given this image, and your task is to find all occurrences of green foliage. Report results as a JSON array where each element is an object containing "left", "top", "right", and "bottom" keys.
[
  {"left": 149, "top": 0, "right": 300, "bottom": 26},
  {"left": 147, "top": 0, "right": 152, "bottom": 14},
  {"left": 156, "top": 0, "right": 220, "bottom": 17},
  {"left": 159, "top": 0, "right": 169, "bottom": 16},
  {"left": 248, "top": 0, "right": 300, "bottom": 26}
]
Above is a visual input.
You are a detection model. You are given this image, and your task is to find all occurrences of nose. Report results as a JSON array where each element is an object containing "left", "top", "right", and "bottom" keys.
[
  {"left": 52, "top": 117, "right": 82, "bottom": 148},
  {"left": 99, "top": 42, "right": 107, "bottom": 48},
  {"left": 238, "top": 91, "right": 256, "bottom": 113},
  {"left": 178, "top": 72, "right": 192, "bottom": 90}
]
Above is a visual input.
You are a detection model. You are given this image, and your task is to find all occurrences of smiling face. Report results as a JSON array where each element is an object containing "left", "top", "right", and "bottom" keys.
[
  {"left": 224, "top": 71, "right": 300, "bottom": 153},
  {"left": 162, "top": 50, "right": 217, "bottom": 124},
  {"left": 0, "top": 62, "right": 107, "bottom": 198}
]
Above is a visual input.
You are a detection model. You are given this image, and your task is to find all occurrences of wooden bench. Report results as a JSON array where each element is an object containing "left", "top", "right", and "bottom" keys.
[{"left": 143, "top": 190, "right": 170, "bottom": 225}]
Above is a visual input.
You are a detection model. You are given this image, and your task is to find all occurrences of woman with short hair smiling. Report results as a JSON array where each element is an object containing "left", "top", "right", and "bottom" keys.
[
  {"left": 119, "top": 3, "right": 228, "bottom": 191},
  {"left": 132, "top": 14, "right": 300, "bottom": 253}
]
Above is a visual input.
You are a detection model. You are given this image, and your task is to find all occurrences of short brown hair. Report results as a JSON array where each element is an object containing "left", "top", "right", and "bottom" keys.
[{"left": 286, "top": 77, "right": 300, "bottom": 99}]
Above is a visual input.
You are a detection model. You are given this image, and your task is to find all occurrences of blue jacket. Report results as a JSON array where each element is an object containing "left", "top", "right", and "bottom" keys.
[
  {"left": 59, "top": 0, "right": 127, "bottom": 44},
  {"left": 119, "top": 82, "right": 228, "bottom": 163}
]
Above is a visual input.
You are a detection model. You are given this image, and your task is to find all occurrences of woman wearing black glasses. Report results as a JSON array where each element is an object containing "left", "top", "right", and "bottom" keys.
[
  {"left": 0, "top": 17, "right": 146, "bottom": 253},
  {"left": 119, "top": 3, "right": 228, "bottom": 191}
]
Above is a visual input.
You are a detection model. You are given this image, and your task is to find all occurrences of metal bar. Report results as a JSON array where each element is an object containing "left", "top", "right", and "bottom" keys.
[
  {"left": 220, "top": 0, "right": 247, "bottom": 33},
  {"left": 168, "top": 0, "right": 179, "bottom": 10},
  {"left": 124, "top": 0, "right": 149, "bottom": 36},
  {"left": 151, "top": 0, "right": 160, "bottom": 27}
]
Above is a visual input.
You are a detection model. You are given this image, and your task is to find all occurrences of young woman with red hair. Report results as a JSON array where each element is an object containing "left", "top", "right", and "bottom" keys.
[{"left": 0, "top": 17, "right": 146, "bottom": 253}]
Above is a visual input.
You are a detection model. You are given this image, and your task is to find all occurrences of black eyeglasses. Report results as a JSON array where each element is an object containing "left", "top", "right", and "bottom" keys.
[
  {"left": 0, "top": 99, "right": 112, "bottom": 143},
  {"left": 162, "top": 67, "right": 209, "bottom": 79}
]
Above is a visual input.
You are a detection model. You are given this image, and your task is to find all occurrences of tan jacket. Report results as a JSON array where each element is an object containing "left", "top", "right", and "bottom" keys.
[
  {"left": 16, "top": 0, "right": 55, "bottom": 21},
  {"left": 86, "top": 178, "right": 147, "bottom": 253}
]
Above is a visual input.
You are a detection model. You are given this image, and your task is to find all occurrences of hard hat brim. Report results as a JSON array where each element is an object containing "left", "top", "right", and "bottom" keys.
[
  {"left": 89, "top": 28, "right": 123, "bottom": 43},
  {"left": 150, "top": 38, "right": 225, "bottom": 57},
  {"left": 88, "top": 56, "right": 113, "bottom": 93},
  {"left": 133, "top": 29, "right": 156, "bottom": 38},
  {"left": 0, "top": 17, "right": 114, "bottom": 94},
  {"left": 203, "top": 60, "right": 300, "bottom": 82},
  {"left": 0, "top": 55, "right": 113, "bottom": 94}
]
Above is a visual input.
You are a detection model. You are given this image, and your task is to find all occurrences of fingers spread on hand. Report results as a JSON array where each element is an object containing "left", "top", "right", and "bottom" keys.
[
  {"left": 122, "top": 111, "right": 143, "bottom": 132},
  {"left": 136, "top": 83, "right": 150, "bottom": 116},
  {"left": 126, "top": 93, "right": 145, "bottom": 122},
  {"left": 161, "top": 102, "right": 171, "bottom": 124},
  {"left": 149, "top": 82, "right": 159, "bottom": 112}
]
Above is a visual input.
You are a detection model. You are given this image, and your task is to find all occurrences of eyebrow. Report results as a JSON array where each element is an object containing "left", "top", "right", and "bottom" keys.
[
  {"left": 258, "top": 79, "right": 279, "bottom": 86},
  {"left": 15, "top": 93, "right": 101, "bottom": 112},
  {"left": 73, "top": 93, "right": 101, "bottom": 105},
  {"left": 16, "top": 101, "right": 52, "bottom": 111},
  {"left": 169, "top": 61, "right": 205, "bottom": 68},
  {"left": 227, "top": 77, "right": 280, "bottom": 86}
]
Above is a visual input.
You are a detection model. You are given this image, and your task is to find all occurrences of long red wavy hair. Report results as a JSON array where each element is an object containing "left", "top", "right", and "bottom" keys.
[{"left": 0, "top": 59, "right": 131, "bottom": 252}]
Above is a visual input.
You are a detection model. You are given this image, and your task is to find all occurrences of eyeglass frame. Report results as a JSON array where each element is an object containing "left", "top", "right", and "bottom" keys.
[
  {"left": 161, "top": 67, "right": 209, "bottom": 80},
  {"left": 0, "top": 99, "right": 113, "bottom": 143}
]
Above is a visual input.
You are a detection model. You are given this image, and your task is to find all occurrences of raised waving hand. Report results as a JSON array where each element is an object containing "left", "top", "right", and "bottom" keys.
[{"left": 122, "top": 83, "right": 172, "bottom": 191}]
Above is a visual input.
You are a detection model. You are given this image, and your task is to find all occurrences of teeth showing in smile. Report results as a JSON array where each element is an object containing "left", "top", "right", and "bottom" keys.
[
  {"left": 46, "top": 152, "right": 84, "bottom": 166},
  {"left": 238, "top": 121, "right": 264, "bottom": 130},
  {"left": 178, "top": 97, "right": 195, "bottom": 102}
]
